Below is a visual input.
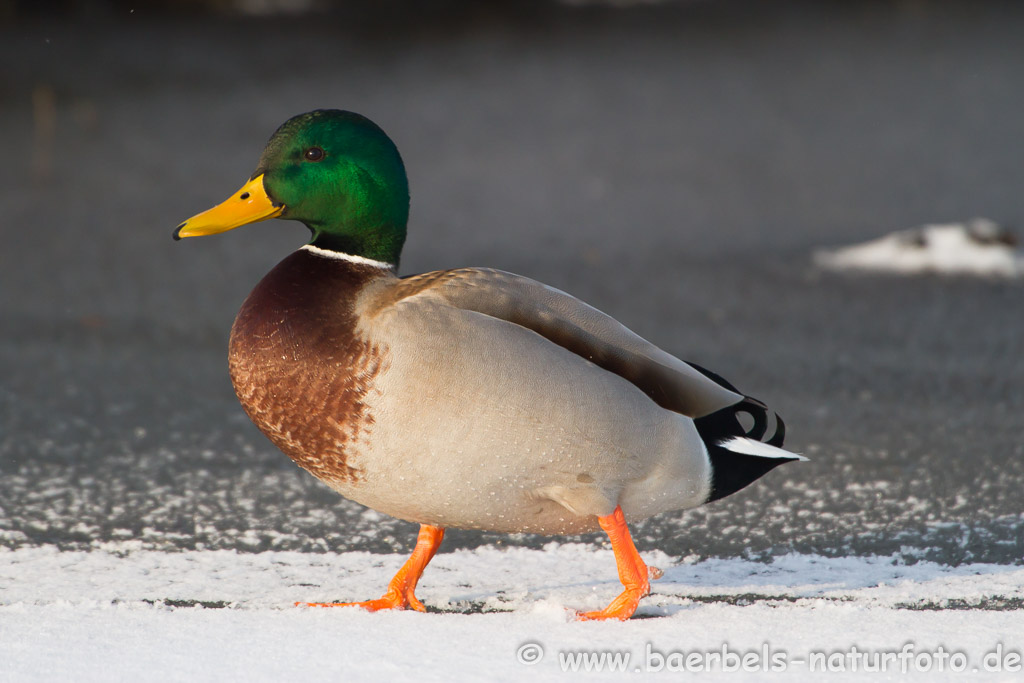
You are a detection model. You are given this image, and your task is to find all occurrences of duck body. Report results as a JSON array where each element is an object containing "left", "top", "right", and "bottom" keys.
[
  {"left": 230, "top": 245, "right": 716, "bottom": 535},
  {"left": 176, "top": 109, "right": 803, "bottom": 619}
]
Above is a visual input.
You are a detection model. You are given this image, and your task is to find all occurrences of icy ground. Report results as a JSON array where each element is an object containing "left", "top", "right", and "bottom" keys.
[{"left": 3, "top": 544, "right": 1024, "bottom": 681}]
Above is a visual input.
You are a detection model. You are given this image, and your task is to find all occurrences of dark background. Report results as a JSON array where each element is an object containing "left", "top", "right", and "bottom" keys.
[{"left": 1, "top": 0, "right": 1022, "bottom": 564}]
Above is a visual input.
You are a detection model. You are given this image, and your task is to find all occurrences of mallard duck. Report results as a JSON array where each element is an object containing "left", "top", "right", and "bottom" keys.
[{"left": 174, "top": 110, "right": 803, "bottom": 620}]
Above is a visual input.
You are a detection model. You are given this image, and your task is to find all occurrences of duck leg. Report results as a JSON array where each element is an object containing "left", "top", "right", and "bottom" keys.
[
  {"left": 299, "top": 524, "right": 445, "bottom": 612},
  {"left": 576, "top": 506, "right": 659, "bottom": 621}
]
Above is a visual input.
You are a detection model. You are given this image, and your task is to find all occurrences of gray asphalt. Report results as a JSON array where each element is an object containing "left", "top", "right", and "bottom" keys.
[{"left": 1, "top": 1, "right": 1023, "bottom": 565}]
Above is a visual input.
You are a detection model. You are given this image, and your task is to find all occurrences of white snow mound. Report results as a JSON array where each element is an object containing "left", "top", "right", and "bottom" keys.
[{"left": 815, "top": 218, "right": 1023, "bottom": 277}]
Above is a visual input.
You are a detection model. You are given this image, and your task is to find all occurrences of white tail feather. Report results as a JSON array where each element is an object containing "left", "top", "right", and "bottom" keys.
[{"left": 718, "top": 436, "right": 807, "bottom": 461}]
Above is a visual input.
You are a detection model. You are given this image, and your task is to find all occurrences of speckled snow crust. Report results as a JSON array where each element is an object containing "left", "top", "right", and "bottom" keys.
[{"left": 3, "top": 545, "right": 1024, "bottom": 681}]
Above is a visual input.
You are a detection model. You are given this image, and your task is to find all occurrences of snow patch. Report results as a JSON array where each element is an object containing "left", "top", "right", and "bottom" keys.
[
  {"left": 814, "top": 219, "right": 1023, "bottom": 277},
  {"left": 4, "top": 543, "right": 1024, "bottom": 612},
  {"left": 3, "top": 545, "right": 1024, "bottom": 680}
]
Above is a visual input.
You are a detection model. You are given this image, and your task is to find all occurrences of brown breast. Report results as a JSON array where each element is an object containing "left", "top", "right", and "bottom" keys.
[{"left": 227, "top": 249, "right": 390, "bottom": 486}]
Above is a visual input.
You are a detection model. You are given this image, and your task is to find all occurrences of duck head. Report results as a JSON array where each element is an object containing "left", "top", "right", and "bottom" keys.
[{"left": 174, "top": 109, "right": 410, "bottom": 266}]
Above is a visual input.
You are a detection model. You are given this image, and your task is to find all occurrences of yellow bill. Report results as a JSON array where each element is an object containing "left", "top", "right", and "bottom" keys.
[{"left": 173, "top": 174, "right": 284, "bottom": 240}]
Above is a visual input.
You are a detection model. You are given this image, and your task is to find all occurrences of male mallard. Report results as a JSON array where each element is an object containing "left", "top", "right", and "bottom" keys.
[{"left": 174, "top": 110, "right": 803, "bottom": 620}]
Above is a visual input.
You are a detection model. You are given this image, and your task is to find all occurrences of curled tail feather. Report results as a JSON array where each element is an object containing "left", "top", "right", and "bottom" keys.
[{"left": 685, "top": 362, "right": 802, "bottom": 503}]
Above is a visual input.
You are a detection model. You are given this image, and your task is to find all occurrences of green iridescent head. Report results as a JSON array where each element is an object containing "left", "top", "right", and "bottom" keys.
[{"left": 174, "top": 109, "right": 410, "bottom": 266}]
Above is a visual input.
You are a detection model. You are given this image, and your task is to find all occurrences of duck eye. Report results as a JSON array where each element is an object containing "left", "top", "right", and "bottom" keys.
[{"left": 304, "top": 147, "right": 325, "bottom": 162}]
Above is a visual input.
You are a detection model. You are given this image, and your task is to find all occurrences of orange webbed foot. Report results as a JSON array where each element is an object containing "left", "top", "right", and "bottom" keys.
[
  {"left": 296, "top": 587, "right": 421, "bottom": 612},
  {"left": 575, "top": 570, "right": 652, "bottom": 621},
  {"left": 573, "top": 506, "right": 655, "bottom": 621},
  {"left": 296, "top": 525, "right": 444, "bottom": 613},
  {"left": 575, "top": 588, "right": 648, "bottom": 621}
]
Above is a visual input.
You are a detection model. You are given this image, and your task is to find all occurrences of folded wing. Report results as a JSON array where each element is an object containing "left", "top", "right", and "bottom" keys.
[{"left": 379, "top": 267, "right": 745, "bottom": 419}]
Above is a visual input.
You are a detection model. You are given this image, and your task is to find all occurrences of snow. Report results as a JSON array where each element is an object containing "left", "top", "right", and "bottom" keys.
[
  {"left": 3, "top": 544, "right": 1024, "bottom": 681},
  {"left": 814, "top": 219, "right": 1024, "bottom": 277}
]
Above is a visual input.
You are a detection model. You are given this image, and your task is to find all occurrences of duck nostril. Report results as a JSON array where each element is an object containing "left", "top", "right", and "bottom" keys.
[{"left": 240, "top": 192, "right": 250, "bottom": 200}]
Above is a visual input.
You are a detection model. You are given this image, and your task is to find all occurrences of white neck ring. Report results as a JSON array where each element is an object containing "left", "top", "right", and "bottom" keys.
[{"left": 300, "top": 244, "right": 394, "bottom": 270}]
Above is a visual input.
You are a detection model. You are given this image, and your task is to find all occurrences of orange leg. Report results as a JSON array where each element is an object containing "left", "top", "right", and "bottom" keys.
[
  {"left": 576, "top": 506, "right": 660, "bottom": 621},
  {"left": 298, "top": 524, "right": 445, "bottom": 612}
]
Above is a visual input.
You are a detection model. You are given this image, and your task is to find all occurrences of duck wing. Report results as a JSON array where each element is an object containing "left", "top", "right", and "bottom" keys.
[{"left": 374, "top": 267, "right": 746, "bottom": 419}]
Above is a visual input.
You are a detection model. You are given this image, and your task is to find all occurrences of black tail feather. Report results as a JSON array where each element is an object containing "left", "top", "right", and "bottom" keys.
[
  {"left": 685, "top": 361, "right": 794, "bottom": 503},
  {"left": 768, "top": 411, "right": 786, "bottom": 448},
  {"left": 685, "top": 361, "right": 786, "bottom": 447},
  {"left": 702, "top": 444, "right": 794, "bottom": 503}
]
